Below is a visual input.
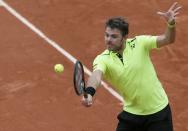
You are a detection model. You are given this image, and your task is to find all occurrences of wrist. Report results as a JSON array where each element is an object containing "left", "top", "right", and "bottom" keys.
[
  {"left": 167, "top": 21, "right": 176, "bottom": 28},
  {"left": 85, "top": 86, "right": 96, "bottom": 97}
]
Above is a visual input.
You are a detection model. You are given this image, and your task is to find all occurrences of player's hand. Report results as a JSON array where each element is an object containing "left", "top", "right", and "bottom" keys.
[
  {"left": 157, "top": 2, "right": 182, "bottom": 24},
  {"left": 81, "top": 94, "right": 93, "bottom": 107}
]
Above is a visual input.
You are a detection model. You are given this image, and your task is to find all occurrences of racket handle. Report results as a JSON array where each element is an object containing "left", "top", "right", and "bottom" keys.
[{"left": 83, "top": 92, "right": 88, "bottom": 98}]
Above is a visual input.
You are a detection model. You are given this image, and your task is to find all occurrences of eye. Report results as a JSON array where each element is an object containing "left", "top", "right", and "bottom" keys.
[
  {"left": 105, "top": 33, "right": 109, "bottom": 37},
  {"left": 111, "top": 35, "right": 118, "bottom": 39}
]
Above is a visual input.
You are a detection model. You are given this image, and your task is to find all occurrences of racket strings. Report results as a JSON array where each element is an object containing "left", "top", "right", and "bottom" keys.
[{"left": 75, "top": 66, "right": 84, "bottom": 94}]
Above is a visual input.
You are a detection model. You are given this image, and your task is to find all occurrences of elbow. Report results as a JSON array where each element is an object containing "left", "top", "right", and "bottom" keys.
[
  {"left": 169, "top": 37, "right": 175, "bottom": 44},
  {"left": 164, "top": 35, "right": 175, "bottom": 45},
  {"left": 96, "top": 76, "right": 102, "bottom": 86},
  {"left": 168, "top": 32, "right": 176, "bottom": 44}
]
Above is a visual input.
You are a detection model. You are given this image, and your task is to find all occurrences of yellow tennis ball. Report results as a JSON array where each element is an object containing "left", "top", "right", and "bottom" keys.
[{"left": 54, "top": 64, "right": 64, "bottom": 73}]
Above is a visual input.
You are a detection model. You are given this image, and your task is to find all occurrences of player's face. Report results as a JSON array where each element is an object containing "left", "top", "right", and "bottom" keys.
[{"left": 105, "top": 27, "right": 124, "bottom": 52}]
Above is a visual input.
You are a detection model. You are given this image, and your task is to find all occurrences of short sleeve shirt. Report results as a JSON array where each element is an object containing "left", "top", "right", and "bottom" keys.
[{"left": 93, "top": 35, "right": 168, "bottom": 115}]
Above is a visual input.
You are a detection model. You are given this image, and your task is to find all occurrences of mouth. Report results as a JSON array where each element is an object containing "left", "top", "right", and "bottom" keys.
[
  {"left": 107, "top": 42, "right": 113, "bottom": 46},
  {"left": 107, "top": 43, "right": 112, "bottom": 47},
  {"left": 107, "top": 44, "right": 114, "bottom": 50}
]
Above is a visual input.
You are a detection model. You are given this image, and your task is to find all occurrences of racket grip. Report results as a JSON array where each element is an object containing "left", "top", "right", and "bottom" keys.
[{"left": 83, "top": 92, "right": 88, "bottom": 98}]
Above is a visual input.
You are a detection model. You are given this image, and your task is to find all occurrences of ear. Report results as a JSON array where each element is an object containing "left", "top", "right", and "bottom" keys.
[
  {"left": 122, "top": 35, "right": 128, "bottom": 41},
  {"left": 124, "top": 35, "right": 128, "bottom": 39}
]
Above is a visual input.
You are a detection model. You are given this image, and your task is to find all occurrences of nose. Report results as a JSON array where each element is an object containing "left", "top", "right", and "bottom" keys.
[{"left": 106, "top": 36, "right": 112, "bottom": 42}]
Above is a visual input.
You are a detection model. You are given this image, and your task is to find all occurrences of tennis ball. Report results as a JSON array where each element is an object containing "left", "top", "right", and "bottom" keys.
[{"left": 54, "top": 64, "right": 64, "bottom": 73}]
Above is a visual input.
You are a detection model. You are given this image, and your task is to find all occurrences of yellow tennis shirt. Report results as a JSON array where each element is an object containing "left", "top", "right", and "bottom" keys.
[{"left": 93, "top": 35, "right": 168, "bottom": 115}]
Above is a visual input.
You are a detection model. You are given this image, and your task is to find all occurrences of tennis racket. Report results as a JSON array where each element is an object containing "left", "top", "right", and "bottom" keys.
[{"left": 73, "top": 60, "right": 87, "bottom": 98}]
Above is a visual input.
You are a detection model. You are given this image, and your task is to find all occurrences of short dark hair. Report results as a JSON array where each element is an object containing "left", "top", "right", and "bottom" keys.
[{"left": 105, "top": 17, "right": 129, "bottom": 37}]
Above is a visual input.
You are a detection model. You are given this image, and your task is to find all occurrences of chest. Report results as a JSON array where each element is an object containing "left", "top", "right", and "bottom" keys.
[{"left": 106, "top": 44, "right": 147, "bottom": 76}]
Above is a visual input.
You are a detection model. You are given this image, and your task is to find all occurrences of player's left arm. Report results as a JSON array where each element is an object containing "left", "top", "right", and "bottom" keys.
[{"left": 156, "top": 2, "right": 182, "bottom": 48}]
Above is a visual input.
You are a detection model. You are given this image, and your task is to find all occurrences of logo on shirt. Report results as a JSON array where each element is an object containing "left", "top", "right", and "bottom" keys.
[
  {"left": 128, "top": 38, "right": 136, "bottom": 49},
  {"left": 93, "top": 64, "right": 98, "bottom": 69}
]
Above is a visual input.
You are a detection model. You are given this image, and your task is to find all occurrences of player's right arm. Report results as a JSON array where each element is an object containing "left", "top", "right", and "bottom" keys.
[
  {"left": 87, "top": 70, "right": 103, "bottom": 89},
  {"left": 82, "top": 69, "right": 103, "bottom": 107}
]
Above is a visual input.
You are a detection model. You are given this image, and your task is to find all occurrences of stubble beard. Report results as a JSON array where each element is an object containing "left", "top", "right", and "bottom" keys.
[{"left": 107, "top": 42, "right": 124, "bottom": 52}]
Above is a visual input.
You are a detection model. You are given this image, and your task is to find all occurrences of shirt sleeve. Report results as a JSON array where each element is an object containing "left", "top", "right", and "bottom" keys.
[
  {"left": 93, "top": 55, "right": 106, "bottom": 74},
  {"left": 138, "top": 35, "right": 158, "bottom": 51}
]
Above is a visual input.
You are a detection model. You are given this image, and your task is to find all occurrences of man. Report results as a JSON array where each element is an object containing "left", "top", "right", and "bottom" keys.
[{"left": 82, "top": 2, "right": 181, "bottom": 131}]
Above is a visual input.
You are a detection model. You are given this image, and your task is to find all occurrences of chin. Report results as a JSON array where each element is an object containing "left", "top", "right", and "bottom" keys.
[
  {"left": 108, "top": 48, "right": 117, "bottom": 52},
  {"left": 107, "top": 46, "right": 114, "bottom": 50},
  {"left": 107, "top": 47, "right": 113, "bottom": 51}
]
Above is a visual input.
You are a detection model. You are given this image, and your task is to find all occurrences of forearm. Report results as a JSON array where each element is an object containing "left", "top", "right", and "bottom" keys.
[
  {"left": 87, "top": 74, "right": 101, "bottom": 90},
  {"left": 157, "top": 21, "right": 176, "bottom": 48},
  {"left": 164, "top": 20, "right": 176, "bottom": 43},
  {"left": 86, "top": 70, "right": 102, "bottom": 90},
  {"left": 84, "top": 70, "right": 102, "bottom": 97}
]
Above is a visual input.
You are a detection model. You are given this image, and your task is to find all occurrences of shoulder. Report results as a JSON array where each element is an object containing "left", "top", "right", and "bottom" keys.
[
  {"left": 93, "top": 50, "right": 111, "bottom": 64},
  {"left": 126, "top": 37, "right": 137, "bottom": 47},
  {"left": 135, "top": 35, "right": 157, "bottom": 42},
  {"left": 101, "top": 50, "right": 111, "bottom": 56},
  {"left": 127, "top": 35, "right": 150, "bottom": 42},
  {"left": 127, "top": 35, "right": 157, "bottom": 45},
  {"left": 95, "top": 50, "right": 110, "bottom": 59},
  {"left": 131, "top": 35, "right": 157, "bottom": 50}
]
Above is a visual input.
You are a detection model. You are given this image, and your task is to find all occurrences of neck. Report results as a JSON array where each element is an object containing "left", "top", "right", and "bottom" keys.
[{"left": 116, "top": 40, "right": 126, "bottom": 55}]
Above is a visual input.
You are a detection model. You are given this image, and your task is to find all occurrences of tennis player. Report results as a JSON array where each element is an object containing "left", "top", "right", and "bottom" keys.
[{"left": 83, "top": 2, "right": 181, "bottom": 131}]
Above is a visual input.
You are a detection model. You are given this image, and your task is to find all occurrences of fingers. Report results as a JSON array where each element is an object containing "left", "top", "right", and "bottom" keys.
[
  {"left": 173, "top": 6, "right": 182, "bottom": 13},
  {"left": 157, "top": 11, "right": 165, "bottom": 16},
  {"left": 169, "top": 2, "right": 182, "bottom": 13},
  {"left": 171, "top": 5, "right": 182, "bottom": 20},
  {"left": 174, "top": 12, "right": 179, "bottom": 17},
  {"left": 169, "top": 2, "right": 178, "bottom": 11},
  {"left": 157, "top": 2, "right": 182, "bottom": 22},
  {"left": 82, "top": 99, "right": 92, "bottom": 107},
  {"left": 81, "top": 95, "right": 93, "bottom": 107},
  {"left": 159, "top": 2, "right": 182, "bottom": 14}
]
